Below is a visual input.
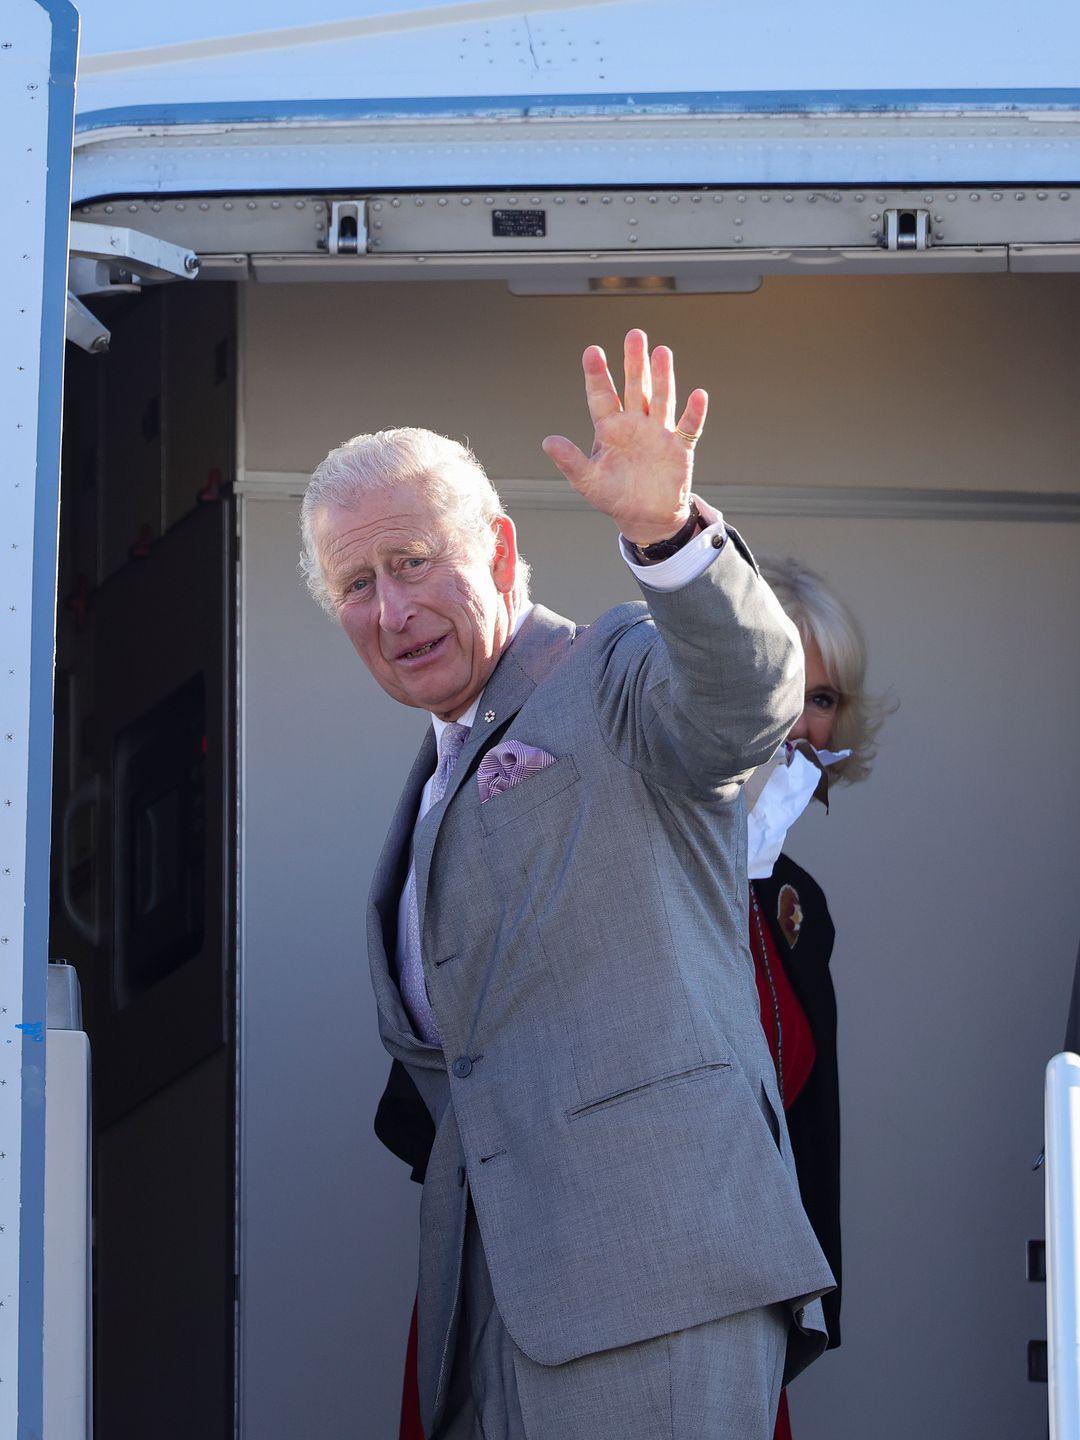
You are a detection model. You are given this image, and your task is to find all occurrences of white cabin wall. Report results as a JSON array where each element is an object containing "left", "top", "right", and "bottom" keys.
[
  {"left": 238, "top": 273, "right": 1080, "bottom": 1439},
  {"left": 242, "top": 275, "right": 1080, "bottom": 492}
]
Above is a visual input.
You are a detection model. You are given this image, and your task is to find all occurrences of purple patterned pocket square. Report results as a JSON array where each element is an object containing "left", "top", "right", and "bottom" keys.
[{"left": 477, "top": 741, "right": 557, "bottom": 804}]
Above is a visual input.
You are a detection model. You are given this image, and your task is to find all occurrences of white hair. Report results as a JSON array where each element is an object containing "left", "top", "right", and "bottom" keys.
[
  {"left": 300, "top": 427, "right": 531, "bottom": 614},
  {"left": 758, "top": 555, "right": 893, "bottom": 785}
]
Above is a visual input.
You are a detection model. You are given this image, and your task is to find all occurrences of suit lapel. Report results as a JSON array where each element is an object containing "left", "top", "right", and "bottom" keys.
[
  {"left": 411, "top": 606, "right": 577, "bottom": 935},
  {"left": 367, "top": 727, "right": 437, "bottom": 1038}
]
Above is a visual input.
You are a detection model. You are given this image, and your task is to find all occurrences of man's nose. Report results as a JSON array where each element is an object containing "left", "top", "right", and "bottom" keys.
[{"left": 377, "top": 579, "right": 414, "bottom": 633}]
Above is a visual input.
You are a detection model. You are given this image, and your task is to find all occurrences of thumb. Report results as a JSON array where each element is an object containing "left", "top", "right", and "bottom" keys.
[{"left": 541, "top": 435, "right": 590, "bottom": 490}]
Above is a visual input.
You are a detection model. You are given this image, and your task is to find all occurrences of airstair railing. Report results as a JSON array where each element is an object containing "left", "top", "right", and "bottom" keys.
[{"left": 1046, "top": 1052, "right": 1080, "bottom": 1439}]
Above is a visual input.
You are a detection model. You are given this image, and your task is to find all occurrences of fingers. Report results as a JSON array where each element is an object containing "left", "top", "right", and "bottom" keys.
[
  {"left": 541, "top": 434, "right": 590, "bottom": 491},
  {"left": 622, "top": 328, "right": 651, "bottom": 414},
  {"left": 582, "top": 346, "right": 622, "bottom": 426},
  {"left": 650, "top": 345, "right": 675, "bottom": 427},
  {"left": 675, "top": 387, "right": 709, "bottom": 444}
]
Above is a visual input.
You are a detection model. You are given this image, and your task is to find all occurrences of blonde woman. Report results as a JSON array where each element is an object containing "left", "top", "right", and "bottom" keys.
[{"left": 751, "top": 557, "right": 886, "bottom": 1440}]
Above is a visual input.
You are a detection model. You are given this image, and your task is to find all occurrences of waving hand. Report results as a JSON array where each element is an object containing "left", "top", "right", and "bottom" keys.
[{"left": 541, "top": 329, "right": 708, "bottom": 545}]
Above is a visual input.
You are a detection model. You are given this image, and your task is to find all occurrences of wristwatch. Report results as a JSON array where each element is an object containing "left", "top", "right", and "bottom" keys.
[{"left": 626, "top": 501, "right": 706, "bottom": 565}]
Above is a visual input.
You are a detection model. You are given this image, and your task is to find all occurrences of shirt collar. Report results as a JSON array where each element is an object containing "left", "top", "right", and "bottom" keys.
[{"left": 430, "top": 602, "right": 533, "bottom": 743}]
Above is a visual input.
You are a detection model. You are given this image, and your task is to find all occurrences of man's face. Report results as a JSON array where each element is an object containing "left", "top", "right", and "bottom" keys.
[{"left": 315, "top": 482, "right": 518, "bottom": 721}]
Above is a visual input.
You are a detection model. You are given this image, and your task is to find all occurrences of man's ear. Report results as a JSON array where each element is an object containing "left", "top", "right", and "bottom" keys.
[{"left": 491, "top": 514, "right": 518, "bottom": 596}]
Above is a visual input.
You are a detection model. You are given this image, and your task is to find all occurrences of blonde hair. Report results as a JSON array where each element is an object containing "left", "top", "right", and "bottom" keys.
[
  {"left": 759, "top": 555, "right": 891, "bottom": 785},
  {"left": 300, "top": 427, "right": 530, "bottom": 614}
]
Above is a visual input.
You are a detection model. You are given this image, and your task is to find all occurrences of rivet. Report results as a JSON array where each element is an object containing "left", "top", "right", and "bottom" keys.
[
  {"left": 734, "top": 217, "right": 743, "bottom": 226},
  {"left": 224, "top": 201, "right": 233, "bottom": 210},
  {"left": 313, "top": 203, "right": 323, "bottom": 213},
  {"left": 935, "top": 231, "right": 945, "bottom": 241},
  {"left": 271, "top": 200, "right": 281, "bottom": 209},
  {"left": 691, "top": 194, "right": 701, "bottom": 203},
  {"left": 969, "top": 193, "right": 980, "bottom": 202},
  {"left": 486, "top": 196, "right": 496, "bottom": 205},
  {"left": 876, "top": 194, "right": 886, "bottom": 203},
  {"left": 128, "top": 203, "right": 138, "bottom": 213},
  {"left": 712, "top": 194, "right": 723, "bottom": 203},
  {"left": 1015, "top": 192, "right": 1026, "bottom": 201},
  {"left": 784, "top": 194, "right": 793, "bottom": 203},
  {"left": 295, "top": 200, "right": 306, "bottom": 209},
  {"left": 438, "top": 197, "right": 448, "bottom": 206},
  {"left": 854, "top": 193, "right": 865, "bottom": 202},
  {"left": 992, "top": 192, "right": 1002, "bottom": 201},
  {"left": 462, "top": 197, "right": 472, "bottom": 205},
  {"left": 669, "top": 195, "right": 679, "bottom": 203},
  {"left": 734, "top": 235, "right": 743, "bottom": 244},
  {"left": 373, "top": 220, "right": 382, "bottom": 229},
  {"left": 199, "top": 202, "right": 209, "bottom": 211},
  {"left": 629, "top": 235, "right": 638, "bottom": 243},
  {"left": 1061, "top": 192, "right": 1071, "bottom": 201},
  {"left": 531, "top": 197, "right": 541, "bottom": 205},
  {"left": 760, "top": 193, "right": 770, "bottom": 202},
  {"left": 508, "top": 196, "right": 518, "bottom": 205},
  {"left": 737, "top": 193, "right": 746, "bottom": 203},
  {"left": 870, "top": 212, "right": 880, "bottom": 221},
  {"left": 416, "top": 255, "right": 427, "bottom": 262},
  {"left": 624, "top": 195, "right": 635, "bottom": 203},
  {"left": 104, "top": 204, "right": 114, "bottom": 214},
  {"left": 415, "top": 198, "right": 424, "bottom": 206},
  {"left": 176, "top": 203, "right": 186, "bottom": 211},
  {"left": 947, "top": 192, "right": 957, "bottom": 202},
  {"left": 628, "top": 217, "right": 638, "bottom": 226},
  {"left": 1037, "top": 191, "right": 1048, "bottom": 200},
  {"left": 934, "top": 214, "right": 943, "bottom": 223},
  {"left": 601, "top": 196, "right": 612, "bottom": 204},
  {"left": 151, "top": 203, "right": 161, "bottom": 212},
  {"left": 247, "top": 200, "right": 257, "bottom": 210}
]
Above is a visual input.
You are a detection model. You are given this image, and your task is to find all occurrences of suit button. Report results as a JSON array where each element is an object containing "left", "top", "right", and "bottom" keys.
[{"left": 451, "top": 1055, "right": 473, "bottom": 1079}]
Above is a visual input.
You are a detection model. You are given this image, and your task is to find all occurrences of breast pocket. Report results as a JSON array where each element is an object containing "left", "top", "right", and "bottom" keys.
[{"left": 477, "top": 754, "right": 580, "bottom": 835}]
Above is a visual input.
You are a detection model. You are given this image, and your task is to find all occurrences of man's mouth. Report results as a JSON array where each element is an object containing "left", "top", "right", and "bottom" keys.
[{"left": 397, "top": 636, "right": 444, "bottom": 661}]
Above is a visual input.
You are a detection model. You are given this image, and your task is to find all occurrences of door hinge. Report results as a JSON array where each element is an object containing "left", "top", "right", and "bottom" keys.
[
  {"left": 881, "top": 209, "right": 933, "bottom": 251},
  {"left": 324, "top": 201, "right": 368, "bottom": 256}
]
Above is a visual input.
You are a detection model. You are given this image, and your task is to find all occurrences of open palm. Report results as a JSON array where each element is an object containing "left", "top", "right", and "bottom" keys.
[{"left": 542, "top": 330, "right": 708, "bottom": 545}]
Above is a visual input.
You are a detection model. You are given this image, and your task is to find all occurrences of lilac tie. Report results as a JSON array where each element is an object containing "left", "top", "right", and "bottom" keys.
[{"left": 399, "top": 723, "right": 470, "bottom": 1044}]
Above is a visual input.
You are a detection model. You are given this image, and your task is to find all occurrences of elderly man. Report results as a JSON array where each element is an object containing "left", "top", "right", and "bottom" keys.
[{"left": 302, "top": 332, "right": 833, "bottom": 1439}]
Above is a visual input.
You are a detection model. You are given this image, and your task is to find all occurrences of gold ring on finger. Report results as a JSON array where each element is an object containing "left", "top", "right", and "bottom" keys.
[{"left": 674, "top": 426, "right": 700, "bottom": 446}]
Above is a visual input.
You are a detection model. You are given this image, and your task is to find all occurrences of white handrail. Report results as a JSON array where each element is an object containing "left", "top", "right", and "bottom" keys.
[{"left": 1046, "top": 1052, "right": 1080, "bottom": 1439}]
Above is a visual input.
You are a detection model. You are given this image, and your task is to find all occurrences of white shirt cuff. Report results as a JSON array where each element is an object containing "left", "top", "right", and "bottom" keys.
[{"left": 620, "top": 496, "right": 726, "bottom": 592}]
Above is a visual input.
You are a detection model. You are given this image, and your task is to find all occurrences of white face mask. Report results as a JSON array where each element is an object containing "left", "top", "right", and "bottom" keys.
[{"left": 745, "top": 741, "right": 851, "bottom": 881}]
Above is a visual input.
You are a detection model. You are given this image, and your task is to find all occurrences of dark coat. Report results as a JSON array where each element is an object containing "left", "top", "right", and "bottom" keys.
[{"left": 753, "top": 852, "right": 842, "bottom": 1349}]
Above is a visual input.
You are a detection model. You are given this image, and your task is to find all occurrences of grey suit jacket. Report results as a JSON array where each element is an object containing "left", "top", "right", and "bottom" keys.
[{"left": 366, "top": 529, "right": 835, "bottom": 1372}]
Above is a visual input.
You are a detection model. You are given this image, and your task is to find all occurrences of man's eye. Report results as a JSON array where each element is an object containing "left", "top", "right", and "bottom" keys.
[
  {"left": 401, "top": 557, "right": 428, "bottom": 573},
  {"left": 347, "top": 576, "right": 370, "bottom": 595}
]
